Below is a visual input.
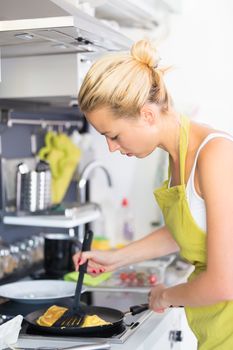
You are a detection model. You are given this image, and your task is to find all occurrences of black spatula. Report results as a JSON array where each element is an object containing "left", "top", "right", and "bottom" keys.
[{"left": 54, "top": 230, "right": 93, "bottom": 328}]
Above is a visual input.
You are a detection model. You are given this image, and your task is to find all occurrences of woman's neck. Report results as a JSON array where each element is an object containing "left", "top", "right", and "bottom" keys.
[{"left": 158, "top": 111, "right": 181, "bottom": 162}]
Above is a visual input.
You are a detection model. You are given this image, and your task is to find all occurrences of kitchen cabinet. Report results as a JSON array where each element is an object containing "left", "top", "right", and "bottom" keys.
[
  {"left": 147, "top": 309, "right": 197, "bottom": 350},
  {"left": 152, "top": 311, "right": 182, "bottom": 350}
]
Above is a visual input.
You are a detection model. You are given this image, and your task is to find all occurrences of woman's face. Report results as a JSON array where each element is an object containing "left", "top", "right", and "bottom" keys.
[{"left": 86, "top": 106, "right": 160, "bottom": 158}]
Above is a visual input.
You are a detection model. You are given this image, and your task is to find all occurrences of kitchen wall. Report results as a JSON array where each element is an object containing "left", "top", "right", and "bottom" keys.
[
  {"left": 159, "top": 0, "right": 233, "bottom": 132},
  {"left": 0, "top": 122, "right": 46, "bottom": 243},
  {"left": 0, "top": 112, "right": 81, "bottom": 244}
]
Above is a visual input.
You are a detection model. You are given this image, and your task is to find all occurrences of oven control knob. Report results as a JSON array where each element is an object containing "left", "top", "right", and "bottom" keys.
[{"left": 169, "top": 330, "right": 183, "bottom": 342}]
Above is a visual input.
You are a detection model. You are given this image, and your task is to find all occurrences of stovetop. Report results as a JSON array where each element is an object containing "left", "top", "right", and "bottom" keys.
[{"left": 0, "top": 291, "right": 152, "bottom": 344}]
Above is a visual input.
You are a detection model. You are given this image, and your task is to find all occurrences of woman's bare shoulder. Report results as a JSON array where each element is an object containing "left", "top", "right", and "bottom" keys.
[
  {"left": 197, "top": 127, "right": 233, "bottom": 193},
  {"left": 192, "top": 121, "right": 233, "bottom": 155},
  {"left": 189, "top": 122, "right": 233, "bottom": 196}
]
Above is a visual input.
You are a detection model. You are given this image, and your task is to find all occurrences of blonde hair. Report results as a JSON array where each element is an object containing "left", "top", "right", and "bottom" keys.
[{"left": 78, "top": 40, "right": 172, "bottom": 117}]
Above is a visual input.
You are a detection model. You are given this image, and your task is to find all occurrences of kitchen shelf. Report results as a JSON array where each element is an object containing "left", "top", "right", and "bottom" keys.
[{"left": 3, "top": 204, "right": 101, "bottom": 228}]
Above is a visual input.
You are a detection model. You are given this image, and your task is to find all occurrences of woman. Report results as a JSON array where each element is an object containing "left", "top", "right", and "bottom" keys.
[{"left": 73, "top": 40, "right": 233, "bottom": 349}]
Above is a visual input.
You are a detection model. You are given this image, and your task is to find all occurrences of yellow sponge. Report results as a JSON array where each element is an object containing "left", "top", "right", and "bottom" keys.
[{"left": 64, "top": 271, "right": 112, "bottom": 287}]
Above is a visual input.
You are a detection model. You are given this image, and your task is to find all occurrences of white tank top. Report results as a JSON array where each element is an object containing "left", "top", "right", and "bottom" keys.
[{"left": 185, "top": 133, "right": 233, "bottom": 232}]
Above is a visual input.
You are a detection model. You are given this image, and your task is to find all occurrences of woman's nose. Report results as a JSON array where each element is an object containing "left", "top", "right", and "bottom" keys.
[{"left": 106, "top": 138, "right": 120, "bottom": 152}]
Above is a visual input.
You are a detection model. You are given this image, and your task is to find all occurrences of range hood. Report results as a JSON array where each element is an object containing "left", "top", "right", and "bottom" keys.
[{"left": 0, "top": 0, "right": 132, "bottom": 58}]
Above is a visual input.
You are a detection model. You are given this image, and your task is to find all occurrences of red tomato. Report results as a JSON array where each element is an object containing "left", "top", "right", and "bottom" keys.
[
  {"left": 148, "top": 274, "right": 157, "bottom": 285},
  {"left": 128, "top": 272, "right": 137, "bottom": 281},
  {"left": 119, "top": 272, "right": 128, "bottom": 281},
  {"left": 136, "top": 272, "right": 146, "bottom": 286}
]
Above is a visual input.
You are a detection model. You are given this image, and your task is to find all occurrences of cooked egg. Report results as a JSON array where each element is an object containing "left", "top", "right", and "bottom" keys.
[
  {"left": 82, "top": 314, "right": 111, "bottom": 327},
  {"left": 37, "top": 305, "right": 68, "bottom": 327},
  {"left": 36, "top": 305, "right": 111, "bottom": 328}
]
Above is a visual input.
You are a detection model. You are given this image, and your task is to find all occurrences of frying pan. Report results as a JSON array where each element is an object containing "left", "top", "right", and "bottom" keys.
[{"left": 24, "top": 302, "right": 149, "bottom": 337}]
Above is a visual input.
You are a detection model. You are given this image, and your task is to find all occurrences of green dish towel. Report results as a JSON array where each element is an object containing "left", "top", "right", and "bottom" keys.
[{"left": 64, "top": 271, "right": 112, "bottom": 287}]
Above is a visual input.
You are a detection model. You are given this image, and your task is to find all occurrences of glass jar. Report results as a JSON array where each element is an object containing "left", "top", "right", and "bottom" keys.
[
  {"left": 14, "top": 240, "right": 31, "bottom": 269},
  {"left": 0, "top": 245, "right": 16, "bottom": 276},
  {"left": 9, "top": 243, "right": 21, "bottom": 271},
  {"left": 0, "top": 249, "right": 4, "bottom": 279},
  {"left": 32, "top": 235, "right": 44, "bottom": 263}
]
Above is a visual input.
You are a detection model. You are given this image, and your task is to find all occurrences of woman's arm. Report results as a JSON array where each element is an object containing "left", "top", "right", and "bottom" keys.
[
  {"left": 73, "top": 225, "right": 179, "bottom": 274},
  {"left": 116, "top": 225, "right": 179, "bottom": 266},
  {"left": 150, "top": 138, "right": 233, "bottom": 310}
]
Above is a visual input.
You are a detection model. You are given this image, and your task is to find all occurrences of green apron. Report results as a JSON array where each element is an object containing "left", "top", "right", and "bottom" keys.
[{"left": 154, "top": 115, "right": 233, "bottom": 350}]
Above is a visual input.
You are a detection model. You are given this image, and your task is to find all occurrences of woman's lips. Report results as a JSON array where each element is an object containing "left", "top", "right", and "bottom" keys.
[{"left": 120, "top": 151, "right": 134, "bottom": 157}]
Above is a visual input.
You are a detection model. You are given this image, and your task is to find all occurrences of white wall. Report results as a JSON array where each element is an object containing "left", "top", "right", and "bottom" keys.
[{"left": 159, "top": 0, "right": 233, "bottom": 132}]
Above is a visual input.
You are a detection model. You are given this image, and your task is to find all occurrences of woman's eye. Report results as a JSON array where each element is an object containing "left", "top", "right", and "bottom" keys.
[{"left": 110, "top": 135, "right": 118, "bottom": 141}]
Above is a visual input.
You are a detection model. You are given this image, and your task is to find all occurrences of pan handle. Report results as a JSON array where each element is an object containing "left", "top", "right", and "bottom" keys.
[
  {"left": 128, "top": 303, "right": 184, "bottom": 316},
  {"left": 129, "top": 303, "right": 149, "bottom": 315}
]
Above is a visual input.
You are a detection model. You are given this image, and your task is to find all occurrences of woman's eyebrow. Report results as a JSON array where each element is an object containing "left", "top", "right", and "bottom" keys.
[{"left": 100, "top": 131, "right": 111, "bottom": 135}]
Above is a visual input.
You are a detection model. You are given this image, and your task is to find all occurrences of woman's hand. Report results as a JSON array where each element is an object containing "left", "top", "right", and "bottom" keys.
[
  {"left": 148, "top": 284, "right": 170, "bottom": 313},
  {"left": 73, "top": 249, "right": 121, "bottom": 276}
]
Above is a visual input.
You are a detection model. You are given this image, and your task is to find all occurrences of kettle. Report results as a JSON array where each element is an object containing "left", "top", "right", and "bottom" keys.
[{"left": 16, "top": 160, "right": 52, "bottom": 213}]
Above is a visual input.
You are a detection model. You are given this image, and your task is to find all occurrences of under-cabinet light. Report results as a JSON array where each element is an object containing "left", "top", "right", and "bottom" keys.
[
  {"left": 14, "top": 33, "right": 34, "bottom": 40},
  {"left": 52, "top": 43, "right": 69, "bottom": 50}
]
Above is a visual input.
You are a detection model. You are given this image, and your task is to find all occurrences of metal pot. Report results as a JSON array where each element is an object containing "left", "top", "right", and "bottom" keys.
[{"left": 16, "top": 160, "right": 52, "bottom": 213}]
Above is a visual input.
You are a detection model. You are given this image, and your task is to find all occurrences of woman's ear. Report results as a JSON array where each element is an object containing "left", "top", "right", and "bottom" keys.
[{"left": 140, "top": 104, "right": 157, "bottom": 125}]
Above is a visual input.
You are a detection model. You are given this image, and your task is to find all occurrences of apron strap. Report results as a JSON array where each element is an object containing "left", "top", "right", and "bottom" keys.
[
  {"left": 179, "top": 115, "right": 190, "bottom": 185},
  {"left": 167, "top": 115, "right": 190, "bottom": 185}
]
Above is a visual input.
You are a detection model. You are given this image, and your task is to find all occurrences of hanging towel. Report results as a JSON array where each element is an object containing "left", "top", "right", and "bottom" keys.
[{"left": 39, "top": 132, "right": 81, "bottom": 204}]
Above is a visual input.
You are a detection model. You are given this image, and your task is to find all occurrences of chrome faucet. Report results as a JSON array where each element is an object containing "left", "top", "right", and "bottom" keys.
[
  {"left": 77, "top": 160, "right": 112, "bottom": 240},
  {"left": 77, "top": 160, "right": 112, "bottom": 204}
]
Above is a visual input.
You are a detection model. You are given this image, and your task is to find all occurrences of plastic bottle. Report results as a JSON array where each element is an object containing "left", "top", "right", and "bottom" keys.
[{"left": 119, "top": 198, "right": 135, "bottom": 244}]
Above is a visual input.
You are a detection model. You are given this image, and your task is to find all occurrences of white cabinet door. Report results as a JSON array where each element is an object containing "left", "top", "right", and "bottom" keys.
[
  {"left": 153, "top": 329, "right": 181, "bottom": 349},
  {"left": 179, "top": 310, "right": 197, "bottom": 350},
  {"left": 154, "top": 309, "right": 197, "bottom": 350}
]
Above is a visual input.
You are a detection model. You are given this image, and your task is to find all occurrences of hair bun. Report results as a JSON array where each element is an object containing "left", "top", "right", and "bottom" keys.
[{"left": 130, "top": 40, "right": 160, "bottom": 69}]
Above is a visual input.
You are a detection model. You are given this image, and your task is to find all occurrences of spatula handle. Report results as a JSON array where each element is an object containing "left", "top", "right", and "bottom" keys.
[
  {"left": 79, "top": 230, "right": 93, "bottom": 273},
  {"left": 73, "top": 230, "right": 93, "bottom": 311}
]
